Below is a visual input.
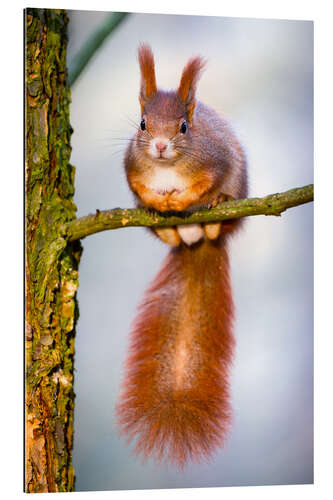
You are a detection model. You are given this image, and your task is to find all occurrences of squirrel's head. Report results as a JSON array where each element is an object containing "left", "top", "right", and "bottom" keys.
[{"left": 136, "top": 44, "right": 205, "bottom": 162}]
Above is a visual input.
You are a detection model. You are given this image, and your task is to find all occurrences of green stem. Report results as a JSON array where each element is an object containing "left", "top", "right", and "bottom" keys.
[{"left": 68, "top": 12, "right": 129, "bottom": 86}]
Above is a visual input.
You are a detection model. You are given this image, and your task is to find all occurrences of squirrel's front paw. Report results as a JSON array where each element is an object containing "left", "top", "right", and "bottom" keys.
[
  {"left": 154, "top": 195, "right": 171, "bottom": 212},
  {"left": 167, "top": 191, "right": 192, "bottom": 212},
  {"left": 143, "top": 192, "right": 171, "bottom": 212}
]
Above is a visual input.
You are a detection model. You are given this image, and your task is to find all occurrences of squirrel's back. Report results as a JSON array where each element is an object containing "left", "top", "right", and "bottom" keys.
[{"left": 191, "top": 100, "right": 247, "bottom": 200}]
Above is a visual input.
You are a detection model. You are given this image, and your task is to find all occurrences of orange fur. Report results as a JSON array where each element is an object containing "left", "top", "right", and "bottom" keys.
[
  {"left": 138, "top": 44, "right": 157, "bottom": 106},
  {"left": 178, "top": 56, "right": 206, "bottom": 122},
  {"left": 129, "top": 169, "right": 217, "bottom": 212},
  {"left": 116, "top": 235, "right": 235, "bottom": 468}
]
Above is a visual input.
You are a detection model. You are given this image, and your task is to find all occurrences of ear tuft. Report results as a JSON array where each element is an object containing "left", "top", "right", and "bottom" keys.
[
  {"left": 138, "top": 44, "right": 157, "bottom": 105},
  {"left": 177, "top": 56, "right": 206, "bottom": 111}
]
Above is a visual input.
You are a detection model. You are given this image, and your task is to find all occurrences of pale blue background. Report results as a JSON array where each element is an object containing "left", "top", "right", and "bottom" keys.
[{"left": 67, "top": 11, "right": 313, "bottom": 491}]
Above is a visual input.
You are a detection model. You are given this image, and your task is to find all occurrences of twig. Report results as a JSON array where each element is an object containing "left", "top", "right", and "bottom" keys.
[{"left": 66, "top": 184, "right": 313, "bottom": 242}]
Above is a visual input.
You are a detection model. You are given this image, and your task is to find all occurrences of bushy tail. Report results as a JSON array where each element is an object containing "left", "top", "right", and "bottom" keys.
[{"left": 116, "top": 236, "right": 235, "bottom": 468}]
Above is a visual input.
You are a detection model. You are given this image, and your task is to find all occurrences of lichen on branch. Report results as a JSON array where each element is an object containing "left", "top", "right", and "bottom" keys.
[{"left": 66, "top": 184, "right": 313, "bottom": 242}]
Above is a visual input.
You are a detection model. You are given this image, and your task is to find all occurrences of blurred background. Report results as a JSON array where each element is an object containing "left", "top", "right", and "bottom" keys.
[{"left": 67, "top": 10, "right": 313, "bottom": 492}]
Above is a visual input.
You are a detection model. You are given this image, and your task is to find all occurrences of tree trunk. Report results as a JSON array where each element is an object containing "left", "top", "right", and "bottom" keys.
[{"left": 25, "top": 8, "right": 81, "bottom": 492}]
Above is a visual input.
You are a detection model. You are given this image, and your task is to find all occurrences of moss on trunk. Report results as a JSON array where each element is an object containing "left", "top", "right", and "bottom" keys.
[{"left": 25, "top": 8, "right": 81, "bottom": 492}]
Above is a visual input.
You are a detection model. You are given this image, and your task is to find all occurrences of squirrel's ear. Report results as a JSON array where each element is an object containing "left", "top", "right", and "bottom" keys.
[
  {"left": 178, "top": 56, "right": 205, "bottom": 123},
  {"left": 138, "top": 44, "right": 157, "bottom": 110}
]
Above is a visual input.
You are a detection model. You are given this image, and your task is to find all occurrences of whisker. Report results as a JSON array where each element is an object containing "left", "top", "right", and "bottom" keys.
[
  {"left": 175, "top": 147, "right": 206, "bottom": 164},
  {"left": 109, "top": 149, "right": 126, "bottom": 158},
  {"left": 176, "top": 147, "right": 203, "bottom": 157},
  {"left": 136, "top": 140, "right": 151, "bottom": 147},
  {"left": 109, "top": 137, "right": 135, "bottom": 142},
  {"left": 123, "top": 114, "right": 141, "bottom": 131}
]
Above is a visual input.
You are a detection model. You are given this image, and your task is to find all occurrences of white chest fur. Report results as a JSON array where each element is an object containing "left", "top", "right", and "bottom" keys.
[{"left": 147, "top": 166, "right": 188, "bottom": 193}]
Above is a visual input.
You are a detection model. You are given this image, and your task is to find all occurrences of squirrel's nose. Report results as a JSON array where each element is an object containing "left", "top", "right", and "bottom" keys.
[{"left": 155, "top": 141, "right": 167, "bottom": 153}]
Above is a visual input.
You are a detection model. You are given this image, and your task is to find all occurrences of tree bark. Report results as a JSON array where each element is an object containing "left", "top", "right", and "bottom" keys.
[{"left": 25, "top": 9, "right": 81, "bottom": 492}]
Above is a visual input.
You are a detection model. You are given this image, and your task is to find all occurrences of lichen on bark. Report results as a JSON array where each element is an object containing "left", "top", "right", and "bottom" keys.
[{"left": 25, "top": 8, "right": 81, "bottom": 492}]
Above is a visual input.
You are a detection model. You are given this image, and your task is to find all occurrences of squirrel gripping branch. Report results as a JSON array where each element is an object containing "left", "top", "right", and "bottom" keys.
[{"left": 116, "top": 44, "right": 248, "bottom": 468}]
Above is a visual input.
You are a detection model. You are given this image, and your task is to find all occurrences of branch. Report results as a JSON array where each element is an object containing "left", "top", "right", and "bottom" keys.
[
  {"left": 68, "top": 12, "right": 129, "bottom": 86},
  {"left": 67, "top": 184, "right": 313, "bottom": 242}
]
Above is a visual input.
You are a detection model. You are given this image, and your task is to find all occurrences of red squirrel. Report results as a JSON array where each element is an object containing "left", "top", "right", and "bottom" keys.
[{"left": 116, "top": 45, "right": 248, "bottom": 468}]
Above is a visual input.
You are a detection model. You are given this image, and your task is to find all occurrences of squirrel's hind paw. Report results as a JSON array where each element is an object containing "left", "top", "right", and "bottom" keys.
[
  {"left": 155, "top": 227, "right": 181, "bottom": 246},
  {"left": 204, "top": 222, "right": 222, "bottom": 240}
]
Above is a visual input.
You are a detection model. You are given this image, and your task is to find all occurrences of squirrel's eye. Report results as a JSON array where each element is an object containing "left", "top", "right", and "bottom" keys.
[
  {"left": 180, "top": 121, "right": 187, "bottom": 134},
  {"left": 140, "top": 119, "right": 146, "bottom": 131}
]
